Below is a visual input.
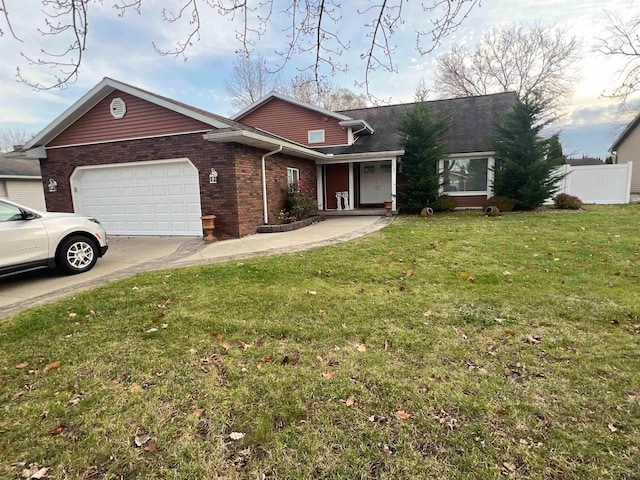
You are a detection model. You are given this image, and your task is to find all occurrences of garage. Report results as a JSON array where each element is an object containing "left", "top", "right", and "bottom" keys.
[{"left": 70, "top": 159, "right": 202, "bottom": 236}]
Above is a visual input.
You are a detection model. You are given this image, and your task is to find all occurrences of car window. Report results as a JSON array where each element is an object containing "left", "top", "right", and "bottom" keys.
[{"left": 0, "top": 202, "right": 24, "bottom": 222}]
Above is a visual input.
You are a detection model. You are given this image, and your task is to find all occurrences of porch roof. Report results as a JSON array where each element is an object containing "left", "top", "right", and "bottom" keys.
[{"left": 314, "top": 91, "right": 518, "bottom": 156}]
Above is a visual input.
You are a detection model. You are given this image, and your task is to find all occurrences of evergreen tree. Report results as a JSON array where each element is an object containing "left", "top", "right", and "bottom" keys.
[
  {"left": 492, "top": 100, "right": 566, "bottom": 210},
  {"left": 398, "top": 102, "right": 450, "bottom": 213}
]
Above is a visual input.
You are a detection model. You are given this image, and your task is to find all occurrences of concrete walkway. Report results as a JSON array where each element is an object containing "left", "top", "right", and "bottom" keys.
[{"left": 0, "top": 216, "right": 392, "bottom": 319}]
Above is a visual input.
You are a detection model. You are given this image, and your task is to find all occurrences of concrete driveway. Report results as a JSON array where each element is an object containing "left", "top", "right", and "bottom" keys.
[
  {"left": 0, "top": 236, "right": 201, "bottom": 318},
  {"left": 0, "top": 216, "right": 391, "bottom": 319}
]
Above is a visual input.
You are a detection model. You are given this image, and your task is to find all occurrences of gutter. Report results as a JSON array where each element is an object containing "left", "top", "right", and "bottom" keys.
[{"left": 261, "top": 145, "right": 283, "bottom": 224}]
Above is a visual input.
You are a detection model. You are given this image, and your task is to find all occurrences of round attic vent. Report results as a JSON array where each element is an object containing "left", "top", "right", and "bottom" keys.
[{"left": 110, "top": 97, "right": 127, "bottom": 119}]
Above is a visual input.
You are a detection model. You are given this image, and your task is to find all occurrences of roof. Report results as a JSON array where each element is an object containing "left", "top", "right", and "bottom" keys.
[
  {"left": 610, "top": 110, "right": 640, "bottom": 152},
  {"left": 314, "top": 92, "right": 519, "bottom": 155},
  {"left": 566, "top": 157, "right": 604, "bottom": 166},
  {"left": 0, "top": 155, "right": 42, "bottom": 178},
  {"left": 22, "top": 77, "right": 240, "bottom": 151},
  {"left": 232, "top": 91, "right": 353, "bottom": 122}
]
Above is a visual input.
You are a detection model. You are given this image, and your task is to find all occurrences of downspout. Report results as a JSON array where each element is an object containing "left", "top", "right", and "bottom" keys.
[{"left": 261, "top": 145, "right": 283, "bottom": 224}]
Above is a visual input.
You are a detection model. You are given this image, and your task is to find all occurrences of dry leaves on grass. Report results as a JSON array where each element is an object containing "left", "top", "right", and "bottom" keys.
[
  {"left": 524, "top": 334, "right": 541, "bottom": 345},
  {"left": 43, "top": 361, "right": 61, "bottom": 372},
  {"left": 229, "top": 432, "right": 245, "bottom": 441},
  {"left": 20, "top": 464, "right": 49, "bottom": 479},
  {"left": 322, "top": 371, "right": 336, "bottom": 380},
  {"left": 15, "top": 361, "right": 28, "bottom": 369},
  {"left": 395, "top": 410, "right": 412, "bottom": 420},
  {"left": 356, "top": 344, "right": 367, "bottom": 352}
]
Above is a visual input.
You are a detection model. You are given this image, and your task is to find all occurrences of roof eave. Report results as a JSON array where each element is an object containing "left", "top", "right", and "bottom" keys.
[
  {"left": 610, "top": 110, "right": 640, "bottom": 152},
  {"left": 203, "top": 130, "right": 327, "bottom": 160}
]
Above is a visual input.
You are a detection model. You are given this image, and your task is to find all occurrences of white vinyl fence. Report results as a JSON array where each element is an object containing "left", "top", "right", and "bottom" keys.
[{"left": 551, "top": 162, "right": 633, "bottom": 204}]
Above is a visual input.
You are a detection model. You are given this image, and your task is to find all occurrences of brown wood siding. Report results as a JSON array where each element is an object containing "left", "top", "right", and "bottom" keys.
[
  {"left": 48, "top": 91, "right": 214, "bottom": 147},
  {"left": 240, "top": 98, "right": 348, "bottom": 147},
  {"left": 453, "top": 195, "right": 487, "bottom": 208},
  {"left": 325, "top": 164, "right": 349, "bottom": 209}
]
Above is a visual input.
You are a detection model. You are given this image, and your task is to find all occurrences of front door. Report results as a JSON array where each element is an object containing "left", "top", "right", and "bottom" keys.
[{"left": 359, "top": 162, "right": 392, "bottom": 204}]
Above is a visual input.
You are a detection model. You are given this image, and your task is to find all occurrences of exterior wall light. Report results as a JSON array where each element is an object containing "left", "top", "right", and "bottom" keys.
[
  {"left": 48, "top": 178, "right": 58, "bottom": 192},
  {"left": 209, "top": 168, "right": 218, "bottom": 184}
]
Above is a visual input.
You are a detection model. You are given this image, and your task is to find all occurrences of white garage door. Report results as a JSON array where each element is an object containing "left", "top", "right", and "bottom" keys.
[{"left": 71, "top": 159, "right": 202, "bottom": 236}]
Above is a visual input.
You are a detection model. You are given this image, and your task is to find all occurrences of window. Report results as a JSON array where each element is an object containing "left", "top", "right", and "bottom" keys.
[
  {"left": 287, "top": 167, "right": 300, "bottom": 191},
  {"left": 0, "top": 200, "right": 23, "bottom": 222},
  {"left": 443, "top": 158, "right": 488, "bottom": 193},
  {"left": 308, "top": 129, "right": 325, "bottom": 144}
]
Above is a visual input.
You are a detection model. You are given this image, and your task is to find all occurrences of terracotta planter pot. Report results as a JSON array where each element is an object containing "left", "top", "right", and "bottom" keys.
[
  {"left": 201, "top": 214, "right": 217, "bottom": 242},
  {"left": 384, "top": 200, "right": 393, "bottom": 217}
]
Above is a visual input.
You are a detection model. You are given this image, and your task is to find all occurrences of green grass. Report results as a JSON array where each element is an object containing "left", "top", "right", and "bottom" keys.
[{"left": 1, "top": 205, "right": 639, "bottom": 479}]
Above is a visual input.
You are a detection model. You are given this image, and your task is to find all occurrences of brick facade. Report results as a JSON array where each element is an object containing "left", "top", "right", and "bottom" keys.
[{"left": 41, "top": 133, "right": 317, "bottom": 238}]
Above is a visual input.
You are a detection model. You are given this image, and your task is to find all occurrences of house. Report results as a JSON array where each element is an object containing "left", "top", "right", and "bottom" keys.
[
  {"left": 566, "top": 157, "right": 604, "bottom": 167},
  {"left": 0, "top": 155, "right": 46, "bottom": 210},
  {"left": 16, "top": 78, "right": 516, "bottom": 238},
  {"left": 610, "top": 113, "right": 640, "bottom": 193}
]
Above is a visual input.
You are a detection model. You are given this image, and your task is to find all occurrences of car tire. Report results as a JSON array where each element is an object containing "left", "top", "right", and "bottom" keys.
[{"left": 57, "top": 235, "right": 99, "bottom": 275}]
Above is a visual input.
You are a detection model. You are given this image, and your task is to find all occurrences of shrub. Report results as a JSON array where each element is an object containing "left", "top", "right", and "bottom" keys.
[
  {"left": 483, "top": 196, "right": 517, "bottom": 212},
  {"left": 279, "top": 178, "right": 318, "bottom": 223},
  {"left": 553, "top": 193, "right": 583, "bottom": 210},
  {"left": 431, "top": 194, "right": 457, "bottom": 212}
]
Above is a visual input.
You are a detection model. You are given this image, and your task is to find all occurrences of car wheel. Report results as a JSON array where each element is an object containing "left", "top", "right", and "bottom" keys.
[{"left": 57, "top": 235, "right": 98, "bottom": 274}]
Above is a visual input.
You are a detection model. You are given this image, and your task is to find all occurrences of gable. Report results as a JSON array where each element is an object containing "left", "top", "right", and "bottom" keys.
[
  {"left": 239, "top": 97, "right": 349, "bottom": 147},
  {"left": 48, "top": 90, "right": 215, "bottom": 147}
]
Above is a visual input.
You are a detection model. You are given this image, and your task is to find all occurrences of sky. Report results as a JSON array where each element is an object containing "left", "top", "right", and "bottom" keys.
[{"left": 0, "top": 0, "right": 638, "bottom": 159}]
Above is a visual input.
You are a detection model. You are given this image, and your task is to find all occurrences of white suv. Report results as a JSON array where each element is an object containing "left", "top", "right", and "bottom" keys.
[{"left": 0, "top": 198, "right": 108, "bottom": 277}]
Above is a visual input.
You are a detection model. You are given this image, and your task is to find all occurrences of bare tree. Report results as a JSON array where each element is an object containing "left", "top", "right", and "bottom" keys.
[
  {"left": 0, "top": 0, "right": 479, "bottom": 94},
  {"left": 596, "top": 11, "right": 640, "bottom": 104},
  {"left": 285, "top": 74, "right": 368, "bottom": 111},
  {"left": 0, "top": 128, "right": 34, "bottom": 152},
  {"left": 433, "top": 23, "right": 580, "bottom": 114},
  {"left": 225, "top": 53, "right": 283, "bottom": 110}
]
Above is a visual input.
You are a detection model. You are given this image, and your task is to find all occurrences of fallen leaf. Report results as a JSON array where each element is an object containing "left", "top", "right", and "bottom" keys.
[
  {"left": 161, "top": 323, "right": 169, "bottom": 329},
  {"left": 50, "top": 424, "right": 67, "bottom": 436},
  {"left": 423, "top": 310, "right": 432, "bottom": 317},
  {"left": 345, "top": 396, "right": 355, "bottom": 406},
  {"left": 357, "top": 344, "right": 367, "bottom": 352},
  {"left": 395, "top": 410, "right": 411, "bottom": 420},
  {"left": 134, "top": 433, "right": 151, "bottom": 447},
  {"left": 25, "top": 466, "right": 49, "bottom": 479},
  {"left": 502, "top": 461, "right": 516, "bottom": 473},
  {"left": 322, "top": 371, "right": 336, "bottom": 379},
  {"left": 68, "top": 312, "right": 77, "bottom": 318},
  {"left": 241, "top": 342, "right": 252, "bottom": 350},
  {"left": 229, "top": 432, "right": 245, "bottom": 441},
  {"left": 467, "top": 275, "right": 476, "bottom": 282},
  {"left": 143, "top": 439, "right": 158, "bottom": 452},
  {"left": 406, "top": 269, "right": 415, "bottom": 277},
  {"left": 257, "top": 355, "right": 274, "bottom": 369},
  {"left": 222, "top": 343, "right": 231, "bottom": 350},
  {"left": 146, "top": 328, "right": 158, "bottom": 333},
  {"left": 525, "top": 335, "right": 541, "bottom": 345},
  {"left": 216, "top": 333, "right": 223, "bottom": 341},
  {"left": 503, "top": 271, "right": 511, "bottom": 276},
  {"left": 15, "top": 362, "right": 29, "bottom": 369},
  {"left": 192, "top": 408, "right": 205, "bottom": 417},
  {"left": 505, "top": 330, "right": 516, "bottom": 337},
  {"left": 306, "top": 290, "right": 317, "bottom": 295},
  {"left": 608, "top": 423, "right": 618, "bottom": 432},
  {"left": 68, "top": 394, "right": 82, "bottom": 406},
  {"left": 44, "top": 361, "right": 61, "bottom": 372}
]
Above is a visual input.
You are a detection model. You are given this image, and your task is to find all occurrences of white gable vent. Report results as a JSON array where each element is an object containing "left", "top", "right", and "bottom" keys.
[{"left": 110, "top": 97, "right": 127, "bottom": 119}]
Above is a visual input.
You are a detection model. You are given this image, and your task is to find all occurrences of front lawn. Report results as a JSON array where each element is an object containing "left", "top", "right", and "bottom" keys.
[{"left": 1, "top": 205, "right": 639, "bottom": 479}]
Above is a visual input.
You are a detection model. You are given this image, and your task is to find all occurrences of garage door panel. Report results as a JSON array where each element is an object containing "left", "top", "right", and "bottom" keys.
[{"left": 73, "top": 160, "right": 202, "bottom": 236}]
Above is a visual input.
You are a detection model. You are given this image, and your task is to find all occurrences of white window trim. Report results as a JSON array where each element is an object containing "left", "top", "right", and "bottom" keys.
[
  {"left": 287, "top": 167, "right": 300, "bottom": 187},
  {"left": 439, "top": 156, "right": 493, "bottom": 196},
  {"left": 308, "top": 129, "right": 325, "bottom": 144}
]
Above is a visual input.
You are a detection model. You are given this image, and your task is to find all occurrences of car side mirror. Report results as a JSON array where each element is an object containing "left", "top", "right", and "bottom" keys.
[{"left": 21, "top": 211, "right": 40, "bottom": 220}]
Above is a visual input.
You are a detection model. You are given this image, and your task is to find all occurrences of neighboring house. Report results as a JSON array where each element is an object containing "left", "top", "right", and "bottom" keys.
[
  {"left": 566, "top": 157, "right": 604, "bottom": 166},
  {"left": 0, "top": 155, "right": 46, "bottom": 210},
  {"left": 610, "top": 114, "right": 640, "bottom": 193},
  {"left": 16, "top": 78, "right": 516, "bottom": 238}
]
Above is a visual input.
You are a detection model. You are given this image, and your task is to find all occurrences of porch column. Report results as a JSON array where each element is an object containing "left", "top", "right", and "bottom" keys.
[
  {"left": 316, "top": 165, "right": 324, "bottom": 211},
  {"left": 348, "top": 163, "right": 355, "bottom": 210},
  {"left": 391, "top": 157, "right": 397, "bottom": 211}
]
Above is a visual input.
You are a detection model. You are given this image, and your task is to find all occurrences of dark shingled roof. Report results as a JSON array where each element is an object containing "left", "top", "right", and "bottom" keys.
[
  {"left": 0, "top": 156, "right": 42, "bottom": 177},
  {"left": 565, "top": 157, "right": 604, "bottom": 166},
  {"left": 314, "top": 92, "right": 518, "bottom": 155}
]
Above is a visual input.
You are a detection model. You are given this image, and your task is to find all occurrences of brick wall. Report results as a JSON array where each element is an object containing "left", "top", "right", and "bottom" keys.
[{"left": 41, "top": 133, "right": 317, "bottom": 238}]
